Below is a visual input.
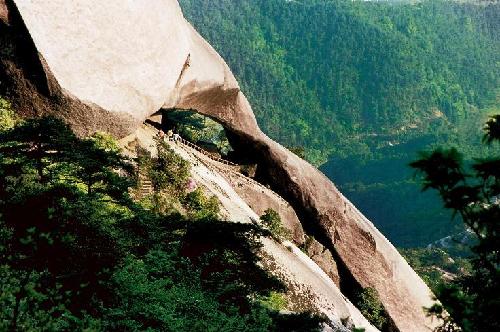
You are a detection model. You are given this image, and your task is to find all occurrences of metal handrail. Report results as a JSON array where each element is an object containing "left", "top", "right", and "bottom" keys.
[
  {"left": 177, "top": 139, "right": 290, "bottom": 206},
  {"left": 177, "top": 137, "right": 239, "bottom": 167}
]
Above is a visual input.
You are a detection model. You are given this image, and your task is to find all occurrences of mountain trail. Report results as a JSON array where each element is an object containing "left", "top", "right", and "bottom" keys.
[{"left": 119, "top": 124, "right": 379, "bottom": 332}]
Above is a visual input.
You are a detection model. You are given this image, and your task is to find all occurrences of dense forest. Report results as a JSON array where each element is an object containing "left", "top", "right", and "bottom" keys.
[
  {"left": 408, "top": 114, "right": 500, "bottom": 331},
  {"left": 179, "top": 0, "right": 500, "bottom": 247},
  {"left": 0, "top": 103, "right": 322, "bottom": 331}
]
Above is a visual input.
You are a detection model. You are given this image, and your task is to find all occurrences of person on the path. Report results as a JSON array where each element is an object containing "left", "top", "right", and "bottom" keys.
[
  {"left": 186, "top": 178, "right": 197, "bottom": 192},
  {"left": 158, "top": 130, "right": 165, "bottom": 141},
  {"left": 173, "top": 132, "right": 181, "bottom": 143}
]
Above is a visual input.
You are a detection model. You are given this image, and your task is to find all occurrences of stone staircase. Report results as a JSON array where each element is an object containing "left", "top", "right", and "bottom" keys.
[{"left": 137, "top": 172, "right": 153, "bottom": 199}]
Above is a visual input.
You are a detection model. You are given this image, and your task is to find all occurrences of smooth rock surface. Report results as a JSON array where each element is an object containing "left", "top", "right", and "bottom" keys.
[{"left": 13, "top": 0, "right": 190, "bottom": 122}]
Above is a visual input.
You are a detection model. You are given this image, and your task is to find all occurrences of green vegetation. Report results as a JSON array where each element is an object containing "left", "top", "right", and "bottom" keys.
[
  {"left": 260, "top": 291, "right": 288, "bottom": 312},
  {"left": 139, "top": 139, "right": 191, "bottom": 193},
  {"left": 180, "top": 0, "right": 499, "bottom": 161},
  {"left": 0, "top": 107, "right": 323, "bottom": 330},
  {"left": 0, "top": 98, "right": 17, "bottom": 131},
  {"left": 354, "top": 288, "right": 389, "bottom": 331},
  {"left": 401, "top": 247, "right": 471, "bottom": 293},
  {"left": 184, "top": 187, "right": 221, "bottom": 221},
  {"left": 164, "top": 110, "right": 232, "bottom": 155},
  {"left": 287, "top": 146, "right": 307, "bottom": 160},
  {"left": 411, "top": 115, "right": 500, "bottom": 331},
  {"left": 260, "top": 208, "right": 291, "bottom": 242},
  {"left": 179, "top": 0, "right": 500, "bottom": 246}
]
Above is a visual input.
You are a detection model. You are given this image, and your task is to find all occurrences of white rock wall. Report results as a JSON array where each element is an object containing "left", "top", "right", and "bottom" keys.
[{"left": 13, "top": 0, "right": 190, "bottom": 121}]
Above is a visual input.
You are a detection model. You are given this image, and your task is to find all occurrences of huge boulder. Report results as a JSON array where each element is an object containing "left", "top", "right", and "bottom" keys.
[{"left": 0, "top": 0, "right": 437, "bottom": 330}]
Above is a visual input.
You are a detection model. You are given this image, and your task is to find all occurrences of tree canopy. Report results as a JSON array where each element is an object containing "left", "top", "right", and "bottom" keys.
[
  {"left": 0, "top": 110, "right": 323, "bottom": 331},
  {"left": 179, "top": 0, "right": 500, "bottom": 247},
  {"left": 411, "top": 114, "right": 500, "bottom": 331}
]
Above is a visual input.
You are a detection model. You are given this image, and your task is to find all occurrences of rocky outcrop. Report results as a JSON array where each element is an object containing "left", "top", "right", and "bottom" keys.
[
  {"left": 0, "top": 0, "right": 8, "bottom": 25},
  {"left": 0, "top": 0, "right": 137, "bottom": 137},
  {"left": 213, "top": 161, "right": 306, "bottom": 245},
  {"left": 119, "top": 124, "right": 377, "bottom": 332},
  {"left": 1, "top": 0, "right": 437, "bottom": 330},
  {"left": 304, "top": 236, "right": 340, "bottom": 286}
]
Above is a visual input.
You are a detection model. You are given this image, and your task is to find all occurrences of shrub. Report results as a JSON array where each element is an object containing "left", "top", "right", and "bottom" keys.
[
  {"left": 183, "top": 187, "right": 220, "bottom": 220},
  {"left": 354, "top": 287, "right": 388, "bottom": 331},
  {"left": 0, "top": 97, "right": 18, "bottom": 131},
  {"left": 89, "top": 131, "right": 121, "bottom": 153},
  {"left": 260, "top": 208, "right": 291, "bottom": 241},
  {"left": 261, "top": 291, "right": 288, "bottom": 311},
  {"left": 139, "top": 138, "right": 191, "bottom": 196}
]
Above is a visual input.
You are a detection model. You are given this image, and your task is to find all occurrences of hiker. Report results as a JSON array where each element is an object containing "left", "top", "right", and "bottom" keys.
[
  {"left": 167, "top": 129, "right": 173, "bottom": 141},
  {"left": 173, "top": 132, "right": 181, "bottom": 143},
  {"left": 157, "top": 130, "right": 165, "bottom": 141},
  {"left": 186, "top": 178, "right": 197, "bottom": 192}
]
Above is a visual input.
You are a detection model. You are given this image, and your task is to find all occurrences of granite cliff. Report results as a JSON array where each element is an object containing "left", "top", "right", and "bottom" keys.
[{"left": 0, "top": 0, "right": 437, "bottom": 330}]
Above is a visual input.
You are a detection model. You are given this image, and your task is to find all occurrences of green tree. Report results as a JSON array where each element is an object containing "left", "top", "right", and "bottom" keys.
[
  {"left": 136, "top": 138, "right": 191, "bottom": 214},
  {"left": 0, "top": 116, "right": 78, "bottom": 183},
  {"left": 0, "top": 115, "right": 323, "bottom": 331},
  {"left": 260, "top": 209, "right": 290, "bottom": 241},
  {"left": 184, "top": 187, "right": 220, "bottom": 220},
  {"left": 410, "top": 115, "right": 500, "bottom": 332},
  {"left": 0, "top": 118, "right": 132, "bottom": 331},
  {"left": 145, "top": 138, "right": 191, "bottom": 195}
]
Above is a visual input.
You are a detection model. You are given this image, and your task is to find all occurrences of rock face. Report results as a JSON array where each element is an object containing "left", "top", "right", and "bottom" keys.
[
  {"left": 1, "top": 0, "right": 437, "bottom": 330},
  {"left": 216, "top": 164, "right": 306, "bottom": 245},
  {"left": 119, "top": 124, "right": 377, "bottom": 332},
  {"left": 304, "top": 237, "right": 340, "bottom": 286},
  {"left": 0, "top": 0, "right": 8, "bottom": 25}
]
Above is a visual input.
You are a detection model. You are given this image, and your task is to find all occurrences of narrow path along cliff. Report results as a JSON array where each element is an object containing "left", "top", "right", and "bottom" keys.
[{"left": 119, "top": 124, "right": 379, "bottom": 332}]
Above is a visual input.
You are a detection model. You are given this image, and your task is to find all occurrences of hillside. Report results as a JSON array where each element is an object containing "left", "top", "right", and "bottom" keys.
[
  {"left": 0, "top": 0, "right": 440, "bottom": 329},
  {"left": 0, "top": 113, "right": 331, "bottom": 331},
  {"left": 179, "top": 0, "right": 500, "bottom": 246}
]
